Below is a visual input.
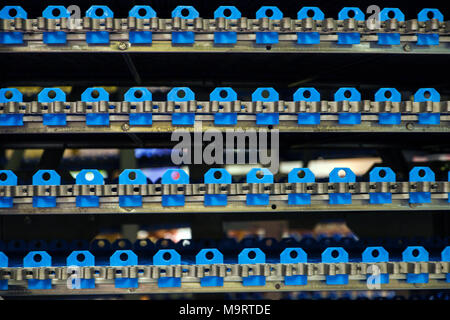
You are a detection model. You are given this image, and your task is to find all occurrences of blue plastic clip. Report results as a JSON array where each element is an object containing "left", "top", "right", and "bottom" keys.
[
  {"left": 0, "top": 88, "right": 23, "bottom": 126},
  {"left": 375, "top": 88, "right": 402, "bottom": 125},
  {"left": 238, "top": 248, "right": 266, "bottom": 286},
  {"left": 246, "top": 168, "right": 273, "bottom": 206},
  {"left": 129, "top": 6, "right": 156, "bottom": 44},
  {"left": 369, "top": 167, "right": 396, "bottom": 204},
  {"left": 119, "top": 169, "right": 147, "bottom": 207},
  {"left": 42, "top": 6, "right": 70, "bottom": 44},
  {"left": 0, "top": 6, "right": 27, "bottom": 44},
  {"left": 417, "top": 9, "right": 443, "bottom": 46},
  {"left": 0, "top": 170, "right": 17, "bottom": 208},
  {"left": 288, "top": 168, "right": 315, "bottom": 205},
  {"left": 334, "top": 88, "right": 361, "bottom": 125},
  {"left": 252, "top": 88, "right": 279, "bottom": 125},
  {"left": 125, "top": 87, "right": 152, "bottom": 125},
  {"left": 196, "top": 249, "right": 224, "bottom": 287},
  {"left": 81, "top": 88, "right": 110, "bottom": 126},
  {"left": 85, "top": 6, "right": 113, "bottom": 44},
  {"left": 329, "top": 168, "right": 355, "bottom": 204},
  {"left": 362, "top": 247, "right": 390, "bottom": 284},
  {"left": 38, "top": 88, "right": 67, "bottom": 126},
  {"left": 414, "top": 88, "right": 440, "bottom": 125},
  {"left": 255, "top": 7, "right": 283, "bottom": 44},
  {"left": 442, "top": 246, "right": 450, "bottom": 282},
  {"left": 322, "top": 247, "right": 349, "bottom": 285},
  {"left": 378, "top": 9, "right": 404, "bottom": 45},
  {"left": 24, "top": 251, "right": 52, "bottom": 289},
  {"left": 211, "top": 87, "right": 238, "bottom": 125},
  {"left": 167, "top": 87, "right": 195, "bottom": 125},
  {"left": 409, "top": 167, "right": 435, "bottom": 204},
  {"left": 214, "top": 7, "right": 241, "bottom": 44},
  {"left": 172, "top": 6, "right": 199, "bottom": 44},
  {"left": 297, "top": 7, "right": 324, "bottom": 45},
  {"left": 66, "top": 251, "right": 95, "bottom": 289},
  {"left": 280, "top": 248, "right": 308, "bottom": 285},
  {"left": 75, "top": 170, "right": 104, "bottom": 208},
  {"left": 162, "top": 169, "right": 189, "bottom": 206},
  {"left": 0, "top": 252, "right": 8, "bottom": 290},
  {"left": 154, "top": 249, "right": 181, "bottom": 287},
  {"left": 337, "top": 8, "right": 365, "bottom": 44},
  {"left": 402, "top": 246, "right": 429, "bottom": 284},
  {"left": 294, "top": 87, "right": 321, "bottom": 125},
  {"left": 32, "top": 170, "right": 60, "bottom": 208},
  {"left": 204, "top": 169, "right": 231, "bottom": 206},
  {"left": 110, "top": 250, "right": 138, "bottom": 288}
]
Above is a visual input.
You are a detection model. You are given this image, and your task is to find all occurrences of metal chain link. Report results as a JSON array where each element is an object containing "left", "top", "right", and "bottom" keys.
[
  {"left": 1, "top": 100, "right": 449, "bottom": 115},
  {"left": 1, "top": 261, "right": 449, "bottom": 281},
  {"left": 1, "top": 17, "right": 450, "bottom": 35},
  {"left": 0, "top": 181, "right": 448, "bottom": 198}
]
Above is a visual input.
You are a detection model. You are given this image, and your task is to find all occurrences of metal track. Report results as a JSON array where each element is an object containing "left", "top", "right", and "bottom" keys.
[
  {"left": 1, "top": 181, "right": 448, "bottom": 215},
  {"left": 1, "top": 261, "right": 449, "bottom": 295}
]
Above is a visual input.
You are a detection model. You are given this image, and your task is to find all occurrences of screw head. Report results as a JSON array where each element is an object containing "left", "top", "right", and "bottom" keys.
[
  {"left": 122, "top": 123, "right": 130, "bottom": 131},
  {"left": 118, "top": 42, "right": 128, "bottom": 50},
  {"left": 403, "top": 44, "right": 411, "bottom": 52},
  {"left": 406, "top": 122, "right": 414, "bottom": 130}
]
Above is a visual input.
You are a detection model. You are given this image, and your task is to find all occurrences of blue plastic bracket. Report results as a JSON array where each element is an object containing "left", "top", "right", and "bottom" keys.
[
  {"left": 196, "top": 249, "right": 224, "bottom": 287},
  {"left": 374, "top": 88, "right": 402, "bottom": 125},
  {"left": 81, "top": 88, "right": 110, "bottom": 126},
  {"left": 255, "top": 7, "right": 283, "bottom": 44},
  {"left": 204, "top": 169, "right": 231, "bottom": 206},
  {"left": 154, "top": 249, "right": 182, "bottom": 287},
  {"left": 337, "top": 8, "right": 365, "bottom": 44},
  {"left": 214, "top": 7, "right": 241, "bottom": 44},
  {"left": 362, "top": 247, "right": 390, "bottom": 284},
  {"left": 246, "top": 168, "right": 273, "bottom": 206},
  {"left": 85, "top": 6, "right": 113, "bottom": 44},
  {"left": 167, "top": 87, "right": 196, "bottom": 125},
  {"left": 238, "top": 248, "right": 266, "bottom": 286},
  {"left": 334, "top": 88, "right": 361, "bottom": 124},
  {"left": 402, "top": 246, "right": 429, "bottom": 284},
  {"left": 42, "top": 6, "right": 70, "bottom": 44},
  {"left": 75, "top": 170, "right": 104, "bottom": 208},
  {"left": 442, "top": 246, "right": 450, "bottom": 282},
  {"left": 280, "top": 248, "right": 308, "bottom": 285},
  {"left": 32, "top": 170, "right": 61, "bottom": 208},
  {"left": 38, "top": 88, "right": 67, "bottom": 126},
  {"left": 409, "top": 167, "right": 435, "bottom": 204},
  {"left": 210, "top": 87, "right": 238, "bottom": 125},
  {"left": 322, "top": 247, "right": 349, "bottom": 285},
  {"left": 378, "top": 9, "right": 404, "bottom": 45},
  {"left": 329, "top": 168, "right": 355, "bottom": 204},
  {"left": 110, "top": 250, "right": 139, "bottom": 288},
  {"left": 0, "top": 170, "right": 17, "bottom": 208},
  {"left": 162, "top": 169, "right": 189, "bottom": 206},
  {"left": 23, "top": 251, "right": 52, "bottom": 289},
  {"left": 417, "top": 9, "right": 443, "bottom": 46},
  {"left": 0, "top": 88, "right": 23, "bottom": 126},
  {"left": 119, "top": 169, "right": 147, "bottom": 207},
  {"left": 129, "top": 6, "right": 156, "bottom": 44},
  {"left": 0, "top": 6, "right": 27, "bottom": 44},
  {"left": 288, "top": 168, "right": 315, "bottom": 205},
  {"left": 294, "top": 87, "right": 321, "bottom": 125},
  {"left": 252, "top": 87, "right": 279, "bottom": 125},
  {"left": 0, "top": 252, "right": 8, "bottom": 290},
  {"left": 414, "top": 88, "right": 440, "bottom": 125},
  {"left": 125, "top": 87, "right": 153, "bottom": 125},
  {"left": 297, "top": 7, "right": 324, "bottom": 45},
  {"left": 66, "top": 251, "right": 95, "bottom": 289},
  {"left": 369, "top": 167, "right": 396, "bottom": 204},
  {"left": 172, "top": 6, "right": 199, "bottom": 44}
]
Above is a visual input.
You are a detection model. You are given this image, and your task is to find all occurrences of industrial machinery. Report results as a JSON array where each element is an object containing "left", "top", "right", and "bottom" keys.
[{"left": 0, "top": 1, "right": 449, "bottom": 303}]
